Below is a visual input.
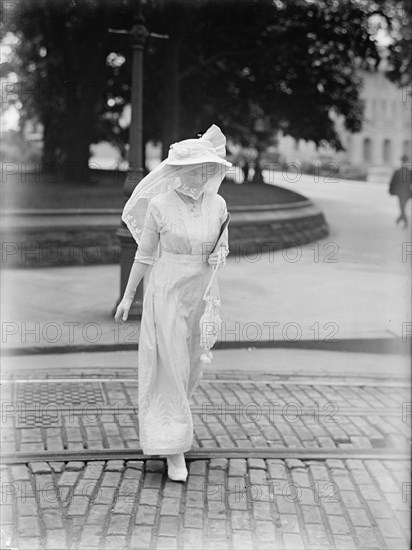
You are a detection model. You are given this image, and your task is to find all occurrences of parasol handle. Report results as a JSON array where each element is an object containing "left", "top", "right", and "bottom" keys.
[{"left": 203, "top": 264, "right": 219, "bottom": 300}]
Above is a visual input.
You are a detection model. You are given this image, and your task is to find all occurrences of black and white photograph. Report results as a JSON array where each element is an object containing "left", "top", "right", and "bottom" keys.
[{"left": 0, "top": 1, "right": 411, "bottom": 549}]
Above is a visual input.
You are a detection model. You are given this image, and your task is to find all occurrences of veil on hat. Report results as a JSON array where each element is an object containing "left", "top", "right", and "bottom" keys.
[{"left": 121, "top": 124, "right": 232, "bottom": 246}]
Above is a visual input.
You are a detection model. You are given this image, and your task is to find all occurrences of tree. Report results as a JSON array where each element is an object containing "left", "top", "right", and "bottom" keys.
[{"left": 2, "top": 0, "right": 409, "bottom": 181}]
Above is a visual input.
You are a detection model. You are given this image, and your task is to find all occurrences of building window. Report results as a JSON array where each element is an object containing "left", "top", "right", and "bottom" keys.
[
  {"left": 363, "top": 138, "right": 372, "bottom": 163},
  {"left": 383, "top": 139, "right": 392, "bottom": 164}
]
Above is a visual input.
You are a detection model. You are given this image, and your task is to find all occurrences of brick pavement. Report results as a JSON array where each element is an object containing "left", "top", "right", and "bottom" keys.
[
  {"left": 1, "top": 369, "right": 410, "bottom": 455},
  {"left": 1, "top": 457, "right": 410, "bottom": 550},
  {"left": 1, "top": 366, "right": 410, "bottom": 549}
]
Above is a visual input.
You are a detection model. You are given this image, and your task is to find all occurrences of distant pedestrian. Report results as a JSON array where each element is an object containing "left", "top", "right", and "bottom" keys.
[
  {"left": 389, "top": 154, "right": 412, "bottom": 228},
  {"left": 240, "top": 144, "right": 258, "bottom": 182}
]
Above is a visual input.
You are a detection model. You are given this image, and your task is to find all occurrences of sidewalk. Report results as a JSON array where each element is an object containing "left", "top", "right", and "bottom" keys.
[
  {"left": 1, "top": 251, "right": 409, "bottom": 354},
  {"left": 1, "top": 348, "right": 411, "bottom": 550}
]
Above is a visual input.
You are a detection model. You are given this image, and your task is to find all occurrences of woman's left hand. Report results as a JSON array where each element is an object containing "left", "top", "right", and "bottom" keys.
[{"left": 208, "top": 244, "right": 228, "bottom": 268}]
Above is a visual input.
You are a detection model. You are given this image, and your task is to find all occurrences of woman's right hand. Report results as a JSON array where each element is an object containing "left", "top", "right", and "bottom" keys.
[{"left": 114, "top": 298, "right": 133, "bottom": 322}]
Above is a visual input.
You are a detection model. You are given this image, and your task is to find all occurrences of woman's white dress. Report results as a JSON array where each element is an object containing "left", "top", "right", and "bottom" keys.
[{"left": 134, "top": 189, "right": 229, "bottom": 455}]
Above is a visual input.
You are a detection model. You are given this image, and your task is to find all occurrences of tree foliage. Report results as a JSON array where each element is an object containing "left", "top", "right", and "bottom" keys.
[{"left": 1, "top": 0, "right": 409, "bottom": 180}]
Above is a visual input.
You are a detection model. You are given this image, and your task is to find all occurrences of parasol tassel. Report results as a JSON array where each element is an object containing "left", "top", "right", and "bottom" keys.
[{"left": 200, "top": 351, "right": 213, "bottom": 364}]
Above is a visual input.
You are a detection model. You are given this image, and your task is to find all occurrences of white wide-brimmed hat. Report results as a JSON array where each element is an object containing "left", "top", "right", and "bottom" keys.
[
  {"left": 122, "top": 123, "right": 231, "bottom": 246},
  {"left": 166, "top": 124, "right": 232, "bottom": 167}
]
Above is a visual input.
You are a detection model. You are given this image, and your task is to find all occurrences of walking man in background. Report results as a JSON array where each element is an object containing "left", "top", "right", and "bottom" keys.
[{"left": 389, "top": 154, "right": 412, "bottom": 228}]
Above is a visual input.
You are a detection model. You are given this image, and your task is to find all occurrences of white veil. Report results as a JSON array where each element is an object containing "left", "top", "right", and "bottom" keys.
[{"left": 122, "top": 124, "right": 232, "bottom": 245}]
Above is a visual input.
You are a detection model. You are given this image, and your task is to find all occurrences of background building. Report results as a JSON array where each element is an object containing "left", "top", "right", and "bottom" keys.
[{"left": 277, "top": 69, "right": 411, "bottom": 183}]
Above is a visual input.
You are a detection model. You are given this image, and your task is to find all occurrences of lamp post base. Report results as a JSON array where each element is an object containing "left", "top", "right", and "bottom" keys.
[{"left": 113, "top": 225, "right": 144, "bottom": 320}]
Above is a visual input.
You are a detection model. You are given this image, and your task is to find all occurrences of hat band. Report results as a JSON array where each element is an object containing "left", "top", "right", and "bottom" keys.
[{"left": 168, "top": 141, "right": 217, "bottom": 162}]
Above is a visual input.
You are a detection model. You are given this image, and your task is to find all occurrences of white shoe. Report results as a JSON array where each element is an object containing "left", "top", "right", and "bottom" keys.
[{"left": 166, "top": 453, "right": 188, "bottom": 482}]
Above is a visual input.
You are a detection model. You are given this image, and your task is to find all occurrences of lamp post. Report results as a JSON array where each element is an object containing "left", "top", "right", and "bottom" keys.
[{"left": 110, "top": 10, "right": 167, "bottom": 318}]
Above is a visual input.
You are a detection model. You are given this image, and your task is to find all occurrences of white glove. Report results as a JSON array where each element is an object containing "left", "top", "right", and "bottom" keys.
[
  {"left": 208, "top": 242, "right": 228, "bottom": 269},
  {"left": 114, "top": 260, "right": 150, "bottom": 322}
]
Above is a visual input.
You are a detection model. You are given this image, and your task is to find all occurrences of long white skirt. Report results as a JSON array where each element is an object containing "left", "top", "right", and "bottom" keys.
[{"left": 137, "top": 251, "right": 214, "bottom": 455}]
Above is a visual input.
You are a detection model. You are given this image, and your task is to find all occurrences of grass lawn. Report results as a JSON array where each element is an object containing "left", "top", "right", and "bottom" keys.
[{"left": 1, "top": 170, "right": 306, "bottom": 210}]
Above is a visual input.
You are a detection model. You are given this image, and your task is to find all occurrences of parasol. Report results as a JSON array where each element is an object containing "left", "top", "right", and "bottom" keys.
[{"left": 199, "top": 212, "right": 231, "bottom": 363}]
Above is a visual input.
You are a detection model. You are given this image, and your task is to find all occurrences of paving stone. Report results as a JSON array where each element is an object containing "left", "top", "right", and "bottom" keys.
[
  {"left": 17, "top": 516, "right": 41, "bottom": 537},
  {"left": 186, "top": 489, "right": 205, "bottom": 508},
  {"left": 189, "top": 460, "right": 207, "bottom": 475},
  {"left": 143, "top": 472, "right": 162, "bottom": 489},
  {"left": 145, "top": 459, "right": 165, "bottom": 473},
  {"left": 182, "top": 528, "right": 203, "bottom": 549},
  {"left": 301, "top": 505, "right": 323, "bottom": 524},
  {"left": 101, "top": 471, "right": 122, "bottom": 487},
  {"left": 283, "top": 533, "right": 304, "bottom": 549},
  {"left": 247, "top": 458, "right": 266, "bottom": 469},
  {"left": 230, "top": 510, "right": 251, "bottom": 530},
  {"left": 16, "top": 539, "right": 42, "bottom": 550},
  {"left": 107, "top": 514, "right": 131, "bottom": 535},
  {"left": 163, "top": 481, "right": 184, "bottom": 498},
  {"left": 113, "top": 497, "right": 135, "bottom": 515},
  {"left": 280, "top": 513, "right": 300, "bottom": 533},
  {"left": 135, "top": 504, "right": 157, "bottom": 525},
  {"left": 58, "top": 470, "right": 80, "bottom": 486},
  {"left": 355, "top": 526, "right": 382, "bottom": 548},
  {"left": 383, "top": 538, "right": 410, "bottom": 550},
  {"left": 254, "top": 520, "right": 276, "bottom": 541},
  {"left": 209, "top": 458, "right": 228, "bottom": 470},
  {"left": 10, "top": 465, "right": 30, "bottom": 480},
  {"left": 332, "top": 534, "right": 357, "bottom": 549},
  {"left": 207, "top": 519, "right": 228, "bottom": 540},
  {"left": 158, "top": 515, "right": 180, "bottom": 537},
  {"left": 87, "top": 504, "right": 111, "bottom": 523},
  {"left": 285, "top": 459, "right": 305, "bottom": 469},
  {"left": 29, "top": 461, "right": 52, "bottom": 474},
  {"left": 228, "top": 459, "right": 247, "bottom": 477},
  {"left": 375, "top": 518, "right": 405, "bottom": 539},
  {"left": 156, "top": 536, "right": 178, "bottom": 549},
  {"left": 16, "top": 498, "right": 38, "bottom": 516},
  {"left": 96, "top": 486, "right": 117, "bottom": 505},
  {"left": 328, "top": 514, "right": 351, "bottom": 535},
  {"left": 184, "top": 507, "right": 204, "bottom": 528},
  {"left": 126, "top": 460, "right": 144, "bottom": 470},
  {"left": 67, "top": 495, "right": 90, "bottom": 516},
  {"left": 252, "top": 500, "right": 273, "bottom": 521},
  {"left": 105, "top": 535, "right": 128, "bottom": 549},
  {"left": 160, "top": 497, "right": 182, "bottom": 516},
  {"left": 347, "top": 507, "right": 372, "bottom": 527},
  {"left": 207, "top": 500, "right": 228, "bottom": 519},
  {"left": 45, "top": 529, "right": 68, "bottom": 549},
  {"left": 49, "top": 462, "right": 65, "bottom": 473},
  {"left": 83, "top": 462, "right": 105, "bottom": 479},
  {"left": 66, "top": 461, "right": 85, "bottom": 471},
  {"left": 77, "top": 525, "right": 103, "bottom": 549},
  {"left": 74, "top": 478, "right": 99, "bottom": 498},
  {"left": 231, "top": 529, "right": 254, "bottom": 549},
  {"left": 43, "top": 508, "right": 64, "bottom": 529},
  {"left": 123, "top": 467, "right": 143, "bottom": 482}
]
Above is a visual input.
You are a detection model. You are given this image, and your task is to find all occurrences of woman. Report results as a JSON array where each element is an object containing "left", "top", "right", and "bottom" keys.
[{"left": 114, "top": 125, "right": 231, "bottom": 481}]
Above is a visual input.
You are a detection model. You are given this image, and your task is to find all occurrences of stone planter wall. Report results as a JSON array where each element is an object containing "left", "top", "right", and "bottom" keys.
[{"left": 2, "top": 204, "right": 329, "bottom": 268}]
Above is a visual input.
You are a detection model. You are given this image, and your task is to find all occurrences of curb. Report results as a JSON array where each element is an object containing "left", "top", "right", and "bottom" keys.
[{"left": 1, "top": 337, "right": 409, "bottom": 356}]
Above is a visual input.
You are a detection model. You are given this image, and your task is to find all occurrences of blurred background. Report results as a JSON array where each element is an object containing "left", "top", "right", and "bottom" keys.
[
  {"left": 0, "top": 0, "right": 411, "bottom": 351},
  {"left": 1, "top": 0, "right": 411, "bottom": 191}
]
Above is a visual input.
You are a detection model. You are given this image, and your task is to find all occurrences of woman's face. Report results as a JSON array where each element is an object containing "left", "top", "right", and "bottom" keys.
[
  {"left": 180, "top": 166, "right": 206, "bottom": 186},
  {"left": 176, "top": 164, "right": 215, "bottom": 199}
]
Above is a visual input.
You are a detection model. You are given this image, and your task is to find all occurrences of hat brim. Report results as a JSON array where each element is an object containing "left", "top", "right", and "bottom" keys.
[{"left": 165, "top": 156, "right": 232, "bottom": 168}]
